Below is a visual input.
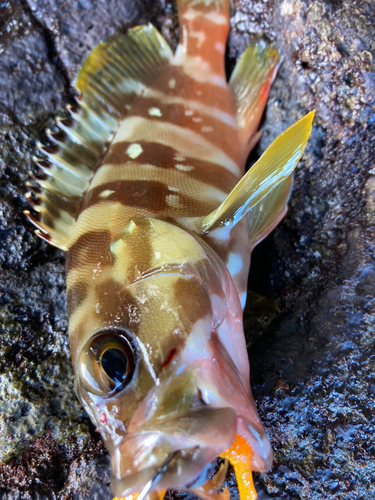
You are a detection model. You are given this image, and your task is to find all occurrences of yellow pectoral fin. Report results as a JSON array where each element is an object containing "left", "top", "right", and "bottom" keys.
[
  {"left": 220, "top": 434, "right": 257, "bottom": 500},
  {"left": 113, "top": 489, "right": 166, "bottom": 500},
  {"left": 199, "top": 111, "right": 314, "bottom": 233}
]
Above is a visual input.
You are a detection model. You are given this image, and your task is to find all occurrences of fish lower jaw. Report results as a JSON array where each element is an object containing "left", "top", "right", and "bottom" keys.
[{"left": 110, "top": 445, "right": 220, "bottom": 497}]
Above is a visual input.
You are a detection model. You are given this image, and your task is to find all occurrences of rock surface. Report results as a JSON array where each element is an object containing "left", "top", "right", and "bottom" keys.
[{"left": 0, "top": 0, "right": 374, "bottom": 499}]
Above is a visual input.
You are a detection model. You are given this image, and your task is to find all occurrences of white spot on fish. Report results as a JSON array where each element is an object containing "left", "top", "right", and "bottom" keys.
[
  {"left": 168, "top": 78, "right": 176, "bottom": 89},
  {"left": 92, "top": 262, "right": 102, "bottom": 279},
  {"left": 215, "top": 42, "right": 225, "bottom": 53},
  {"left": 168, "top": 186, "right": 180, "bottom": 192},
  {"left": 126, "top": 143, "right": 143, "bottom": 159},
  {"left": 201, "top": 126, "right": 213, "bottom": 133},
  {"left": 99, "top": 189, "right": 115, "bottom": 198},
  {"left": 182, "top": 8, "right": 226, "bottom": 25},
  {"left": 127, "top": 220, "right": 136, "bottom": 233},
  {"left": 192, "top": 116, "right": 202, "bottom": 123},
  {"left": 226, "top": 253, "right": 243, "bottom": 276},
  {"left": 211, "top": 74, "right": 227, "bottom": 88},
  {"left": 175, "top": 164, "right": 194, "bottom": 172},
  {"left": 240, "top": 291, "right": 247, "bottom": 309},
  {"left": 155, "top": 251, "right": 161, "bottom": 259},
  {"left": 185, "top": 109, "right": 194, "bottom": 116},
  {"left": 209, "top": 225, "right": 231, "bottom": 242},
  {"left": 166, "top": 194, "right": 181, "bottom": 208},
  {"left": 205, "top": 11, "right": 227, "bottom": 25},
  {"left": 147, "top": 89, "right": 236, "bottom": 128},
  {"left": 148, "top": 107, "right": 162, "bottom": 117},
  {"left": 190, "top": 30, "right": 206, "bottom": 47},
  {"left": 174, "top": 154, "right": 185, "bottom": 162}
]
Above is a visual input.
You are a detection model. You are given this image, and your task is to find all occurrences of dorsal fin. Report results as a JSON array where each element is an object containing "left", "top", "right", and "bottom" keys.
[
  {"left": 196, "top": 111, "right": 314, "bottom": 234},
  {"left": 230, "top": 40, "right": 280, "bottom": 150},
  {"left": 25, "top": 24, "right": 172, "bottom": 251}
]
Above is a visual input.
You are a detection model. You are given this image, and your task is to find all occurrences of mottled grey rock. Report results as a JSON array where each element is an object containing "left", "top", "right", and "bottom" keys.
[{"left": 0, "top": 0, "right": 374, "bottom": 499}]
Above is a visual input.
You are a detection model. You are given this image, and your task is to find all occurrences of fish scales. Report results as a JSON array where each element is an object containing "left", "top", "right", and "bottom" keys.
[{"left": 24, "top": 0, "right": 314, "bottom": 498}]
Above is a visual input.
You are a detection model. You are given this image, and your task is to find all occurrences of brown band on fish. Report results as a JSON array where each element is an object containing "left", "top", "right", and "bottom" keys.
[
  {"left": 82, "top": 180, "right": 174, "bottom": 212},
  {"left": 121, "top": 98, "right": 240, "bottom": 161},
  {"left": 92, "top": 278, "right": 140, "bottom": 332},
  {"left": 67, "top": 281, "right": 89, "bottom": 316},
  {"left": 173, "top": 276, "right": 213, "bottom": 327},
  {"left": 67, "top": 230, "right": 112, "bottom": 271},
  {"left": 104, "top": 142, "right": 238, "bottom": 191},
  {"left": 151, "top": 70, "right": 237, "bottom": 118}
]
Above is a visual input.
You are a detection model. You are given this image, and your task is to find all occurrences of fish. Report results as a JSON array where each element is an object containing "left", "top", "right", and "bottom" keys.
[{"left": 24, "top": 0, "right": 313, "bottom": 498}]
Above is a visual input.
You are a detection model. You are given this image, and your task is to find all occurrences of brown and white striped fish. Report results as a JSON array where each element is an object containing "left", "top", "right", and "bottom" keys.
[{"left": 25, "top": 0, "right": 313, "bottom": 498}]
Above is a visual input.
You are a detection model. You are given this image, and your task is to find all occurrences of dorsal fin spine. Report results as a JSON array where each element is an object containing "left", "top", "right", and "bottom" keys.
[
  {"left": 81, "top": 89, "right": 121, "bottom": 119},
  {"left": 75, "top": 98, "right": 117, "bottom": 132},
  {"left": 65, "top": 110, "right": 107, "bottom": 143},
  {"left": 33, "top": 159, "right": 87, "bottom": 194},
  {"left": 83, "top": 79, "right": 123, "bottom": 113},
  {"left": 56, "top": 120, "right": 102, "bottom": 155},
  {"left": 45, "top": 137, "right": 98, "bottom": 170},
  {"left": 37, "top": 150, "right": 92, "bottom": 181}
]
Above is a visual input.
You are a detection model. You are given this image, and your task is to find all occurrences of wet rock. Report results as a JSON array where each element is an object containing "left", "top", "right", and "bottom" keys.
[{"left": 0, "top": 0, "right": 374, "bottom": 499}]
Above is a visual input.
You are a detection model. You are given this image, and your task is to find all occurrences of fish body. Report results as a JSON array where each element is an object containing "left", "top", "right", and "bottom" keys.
[{"left": 25, "top": 0, "right": 313, "bottom": 498}]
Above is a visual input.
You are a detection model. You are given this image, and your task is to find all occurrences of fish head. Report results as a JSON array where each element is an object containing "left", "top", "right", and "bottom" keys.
[{"left": 68, "top": 218, "right": 271, "bottom": 496}]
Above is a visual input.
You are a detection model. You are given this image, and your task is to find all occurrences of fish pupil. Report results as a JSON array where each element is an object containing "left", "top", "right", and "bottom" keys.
[{"left": 101, "top": 348, "right": 128, "bottom": 384}]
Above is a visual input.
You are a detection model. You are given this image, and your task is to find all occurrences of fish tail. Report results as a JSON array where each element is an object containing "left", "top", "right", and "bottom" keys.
[{"left": 176, "top": 0, "right": 230, "bottom": 68}]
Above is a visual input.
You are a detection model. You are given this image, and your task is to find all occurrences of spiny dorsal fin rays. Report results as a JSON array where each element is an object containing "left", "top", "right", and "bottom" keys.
[
  {"left": 198, "top": 111, "right": 315, "bottom": 233},
  {"left": 229, "top": 40, "right": 280, "bottom": 149},
  {"left": 25, "top": 25, "right": 172, "bottom": 251}
]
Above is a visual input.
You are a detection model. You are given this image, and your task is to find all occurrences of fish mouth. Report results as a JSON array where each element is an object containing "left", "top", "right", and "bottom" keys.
[{"left": 110, "top": 407, "right": 237, "bottom": 497}]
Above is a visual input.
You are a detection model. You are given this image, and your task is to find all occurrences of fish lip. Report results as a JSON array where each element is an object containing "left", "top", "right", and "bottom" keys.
[
  {"left": 110, "top": 407, "right": 237, "bottom": 496},
  {"left": 110, "top": 444, "right": 208, "bottom": 498},
  {"left": 111, "top": 430, "right": 201, "bottom": 480}
]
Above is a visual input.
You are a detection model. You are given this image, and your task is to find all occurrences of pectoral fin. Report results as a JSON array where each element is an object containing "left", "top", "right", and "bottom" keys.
[
  {"left": 198, "top": 111, "right": 314, "bottom": 235},
  {"left": 247, "top": 174, "right": 293, "bottom": 248}
]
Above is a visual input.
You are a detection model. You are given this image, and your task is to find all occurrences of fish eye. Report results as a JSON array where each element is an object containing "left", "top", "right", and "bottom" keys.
[{"left": 79, "top": 329, "right": 136, "bottom": 396}]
